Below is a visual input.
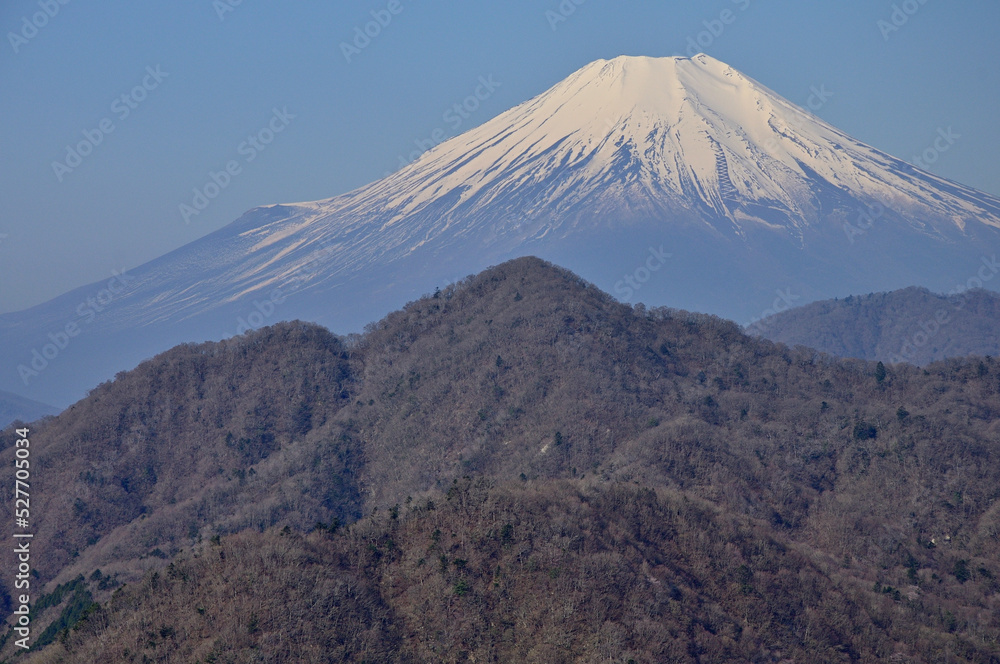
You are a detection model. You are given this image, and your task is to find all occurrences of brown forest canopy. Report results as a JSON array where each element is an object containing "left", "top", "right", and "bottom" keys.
[{"left": 2, "top": 256, "right": 999, "bottom": 662}]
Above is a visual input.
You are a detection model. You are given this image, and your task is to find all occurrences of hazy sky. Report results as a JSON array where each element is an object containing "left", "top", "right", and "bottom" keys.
[{"left": 2, "top": 0, "right": 998, "bottom": 313}]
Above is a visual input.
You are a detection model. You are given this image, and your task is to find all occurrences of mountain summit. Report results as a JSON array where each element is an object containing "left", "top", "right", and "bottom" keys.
[
  {"left": 351, "top": 53, "right": 1000, "bottom": 243},
  {"left": 251, "top": 54, "right": 1000, "bottom": 287},
  {"left": 7, "top": 256, "right": 1000, "bottom": 661},
  {"left": 3, "top": 54, "right": 1000, "bottom": 407}
]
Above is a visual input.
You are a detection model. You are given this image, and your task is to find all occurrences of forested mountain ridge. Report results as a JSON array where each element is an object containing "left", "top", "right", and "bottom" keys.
[
  {"left": 3, "top": 256, "right": 1000, "bottom": 661},
  {"left": 0, "top": 323, "right": 363, "bottom": 600},
  {"left": 751, "top": 285, "right": 1000, "bottom": 365}
]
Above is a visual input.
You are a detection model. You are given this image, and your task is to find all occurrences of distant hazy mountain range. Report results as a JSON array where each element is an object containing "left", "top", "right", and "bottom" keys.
[
  {"left": 3, "top": 53, "right": 999, "bottom": 407},
  {"left": 0, "top": 389, "right": 58, "bottom": 428},
  {"left": 749, "top": 285, "right": 1000, "bottom": 365}
]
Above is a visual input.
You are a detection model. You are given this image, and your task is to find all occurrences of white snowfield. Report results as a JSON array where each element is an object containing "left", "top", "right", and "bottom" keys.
[{"left": 276, "top": 53, "right": 998, "bottom": 260}]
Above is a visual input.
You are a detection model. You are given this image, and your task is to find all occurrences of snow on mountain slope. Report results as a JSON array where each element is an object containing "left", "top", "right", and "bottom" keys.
[
  {"left": 79, "top": 54, "right": 1000, "bottom": 330},
  {"left": 295, "top": 53, "right": 999, "bottom": 249},
  {"left": 3, "top": 54, "right": 1000, "bottom": 406}
]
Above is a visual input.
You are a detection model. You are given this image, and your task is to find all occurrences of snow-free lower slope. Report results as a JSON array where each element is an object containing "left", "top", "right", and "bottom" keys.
[{"left": 3, "top": 54, "right": 1000, "bottom": 406}]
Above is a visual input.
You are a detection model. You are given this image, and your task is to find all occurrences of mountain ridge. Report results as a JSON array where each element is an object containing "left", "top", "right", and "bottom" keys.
[
  {"left": 0, "top": 389, "right": 59, "bottom": 429},
  {"left": 3, "top": 54, "right": 1000, "bottom": 407},
  {"left": 4, "top": 256, "right": 1000, "bottom": 661},
  {"left": 751, "top": 284, "right": 1000, "bottom": 365}
]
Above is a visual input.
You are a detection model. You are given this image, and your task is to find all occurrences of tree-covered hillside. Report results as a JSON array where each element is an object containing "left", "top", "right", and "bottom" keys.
[{"left": 3, "top": 257, "right": 999, "bottom": 662}]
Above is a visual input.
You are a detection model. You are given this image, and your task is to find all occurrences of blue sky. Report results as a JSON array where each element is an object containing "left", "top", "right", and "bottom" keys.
[{"left": 1, "top": 0, "right": 998, "bottom": 313}]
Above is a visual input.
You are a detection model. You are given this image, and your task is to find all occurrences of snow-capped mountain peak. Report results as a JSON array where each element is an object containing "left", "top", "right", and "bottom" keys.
[
  {"left": 4, "top": 54, "right": 1000, "bottom": 407},
  {"left": 289, "top": 53, "right": 999, "bottom": 257}
]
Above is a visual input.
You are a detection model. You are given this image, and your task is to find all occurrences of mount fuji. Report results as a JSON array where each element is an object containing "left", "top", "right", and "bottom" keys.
[{"left": 4, "top": 53, "right": 1000, "bottom": 408}]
